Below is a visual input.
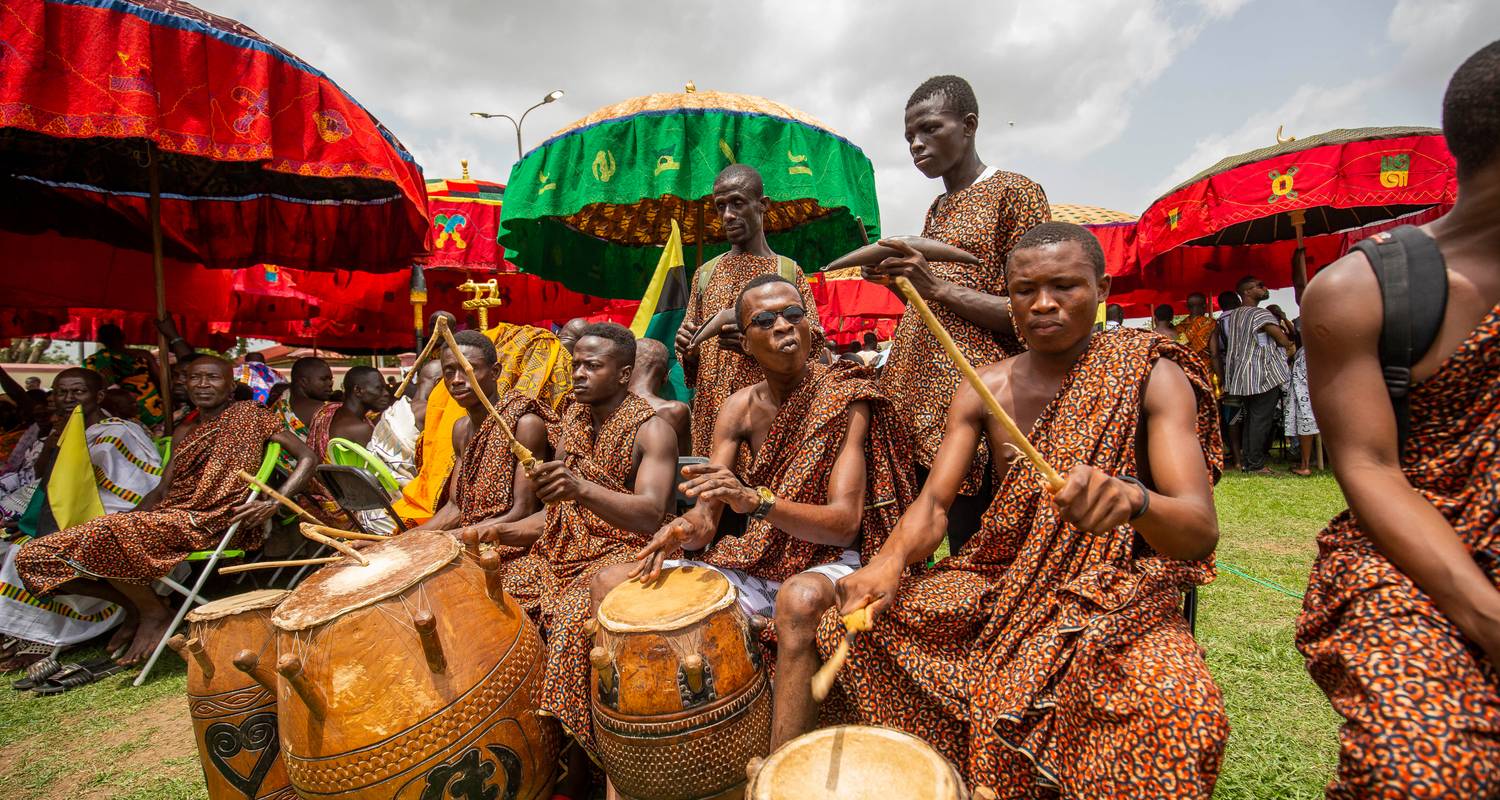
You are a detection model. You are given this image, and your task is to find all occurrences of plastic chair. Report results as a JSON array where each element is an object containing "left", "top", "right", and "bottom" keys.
[
  {"left": 132, "top": 442, "right": 281, "bottom": 686},
  {"left": 316, "top": 464, "right": 407, "bottom": 536},
  {"left": 326, "top": 437, "right": 400, "bottom": 495},
  {"left": 155, "top": 436, "right": 171, "bottom": 464}
]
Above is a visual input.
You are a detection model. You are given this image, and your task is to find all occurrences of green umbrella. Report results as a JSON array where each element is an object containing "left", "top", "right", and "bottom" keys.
[{"left": 499, "top": 85, "right": 881, "bottom": 299}]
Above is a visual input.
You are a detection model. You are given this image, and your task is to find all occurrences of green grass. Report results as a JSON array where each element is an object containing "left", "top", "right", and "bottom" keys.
[{"left": 0, "top": 470, "right": 1347, "bottom": 798}]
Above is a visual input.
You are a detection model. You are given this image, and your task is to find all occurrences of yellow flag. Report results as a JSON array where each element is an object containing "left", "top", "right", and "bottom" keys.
[
  {"left": 630, "top": 219, "right": 685, "bottom": 337},
  {"left": 48, "top": 405, "right": 105, "bottom": 529}
]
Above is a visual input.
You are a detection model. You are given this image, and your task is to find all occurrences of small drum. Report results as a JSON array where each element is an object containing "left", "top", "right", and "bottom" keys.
[
  {"left": 746, "top": 725, "right": 969, "bottom": 799},
  {"left": 270, "top": 531, "right": 560, "bottom": 800},
  {"left": 173, "top": 589, "right": 296, "bottom": 800},
  {"left": 591, "top": 564, "right": 771, "bottom": 800}
]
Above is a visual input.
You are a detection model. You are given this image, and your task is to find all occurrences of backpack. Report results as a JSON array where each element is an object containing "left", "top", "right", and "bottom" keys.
[
  {"left": 1350, "top": 225, "right": 1447, "bottom": 452},
  {"left": 695, "top": 253, "right": 802, "bottom": 293}
]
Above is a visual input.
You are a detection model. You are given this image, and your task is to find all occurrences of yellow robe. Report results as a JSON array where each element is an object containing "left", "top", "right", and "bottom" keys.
[{"left": 392, "top": 323, "right": 572, "bottom": 524}]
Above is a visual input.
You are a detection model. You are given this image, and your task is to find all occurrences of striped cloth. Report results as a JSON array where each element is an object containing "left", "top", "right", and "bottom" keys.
[
  {"left": 1222, "top": 306, "right": 1290, "bottom": 396},
  {"left": 86, "top": 418, "right": 163, "bottom": 515}
]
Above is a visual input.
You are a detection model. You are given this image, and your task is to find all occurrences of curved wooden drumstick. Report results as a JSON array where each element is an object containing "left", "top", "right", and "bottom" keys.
[
  {"left": 393, "top": 321, "right": 443, "bottom": 399},
  {"left": 236, "top": 471, "right": 317, "bottom": 523},
  {"left": 810, "top": 606, "right": 873, "bottom": 702},
  {"left": 436, "top": 321, "right": 537, "bottom": 470},
  {"left": 303, "top": 523, "right": 387, "bottom": 542},
  {"left": 890, "top": 276, "right": 1065, "bottom": 492},
  {"left": 219, "top": 556, "right": 340, "bottom": 575},
  {"left": 298, "top": 523, "right": 369, "bottom": 566}
]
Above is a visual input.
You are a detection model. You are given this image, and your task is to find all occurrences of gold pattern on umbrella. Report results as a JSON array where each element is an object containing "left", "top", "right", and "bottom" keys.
[{"left": 562, "top": 195, "right": 829, "bottom": 246}]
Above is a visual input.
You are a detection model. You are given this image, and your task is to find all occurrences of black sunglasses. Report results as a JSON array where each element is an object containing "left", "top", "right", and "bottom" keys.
[{"left": 748, "top": 304, "right": 807, "bottom": 329}]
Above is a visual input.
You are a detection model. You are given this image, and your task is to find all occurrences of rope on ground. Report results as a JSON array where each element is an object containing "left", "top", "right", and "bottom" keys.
[{"left": 1218, "top": 561, "right": 1305, "bottom": 600}]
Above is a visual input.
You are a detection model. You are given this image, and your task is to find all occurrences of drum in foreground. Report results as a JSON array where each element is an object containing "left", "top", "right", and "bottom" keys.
[
  {"left": 270, "top": 531, "right": 559, "bottom": 800},
  {"left": 173, "top": 588, "right": 296, "bottom": 800},
  {"left": 591, "top": 564, "right": 770, "bottom": 800},
  {"left": 746, "top": 725, "right": 968, "bottom": 800}
]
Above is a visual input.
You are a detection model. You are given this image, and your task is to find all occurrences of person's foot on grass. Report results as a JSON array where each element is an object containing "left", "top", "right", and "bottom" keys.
[
  {"left": 1242, "top": 466, "right": 1276, "bottom": 475},
  {"left": 105, "top": 617, "right": 137, "bottom": 658},
  {"left": 1291, "top": 466, "right": 1313, "bottom": 476},
  {"left": 118, "top": 599, "right": 171, "bottom": 667}
]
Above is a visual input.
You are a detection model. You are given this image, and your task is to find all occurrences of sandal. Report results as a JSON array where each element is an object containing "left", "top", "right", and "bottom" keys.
[
  {"left": 10, "top": 652, "right": 60, "bottom": 690},
  {"left": 31, "top": 658, "right": 125, "bottom": 695}
]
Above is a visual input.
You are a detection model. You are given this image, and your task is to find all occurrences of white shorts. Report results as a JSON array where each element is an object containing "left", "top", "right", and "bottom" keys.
[{"left": 664, "top": 549, "right": 861, "bottom": 618}]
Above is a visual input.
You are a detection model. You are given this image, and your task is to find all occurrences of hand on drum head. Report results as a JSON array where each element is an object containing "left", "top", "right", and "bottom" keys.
[
  {"left": 834, "top": 554, "right": 902, "bottom": 621},
  {"left": 678, "top": 462, "right": 759, "bottom": 515},
  {"left": 529, "top": 460, "right": 585, "bottom": 503},
  {"left": 630, "top": 516, "right": 710, "bottom": 584}
]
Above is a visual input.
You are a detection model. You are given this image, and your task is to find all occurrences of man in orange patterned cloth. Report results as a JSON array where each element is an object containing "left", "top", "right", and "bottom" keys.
[
  {"left": 828, "top": 223, "right": 1228, "bottom": 798},
  {"left": 676, "top": 164, "right": 822, "bottom": 456},
  {"left": 867, "top": 75, "right": 1050, "bottom": 552}
]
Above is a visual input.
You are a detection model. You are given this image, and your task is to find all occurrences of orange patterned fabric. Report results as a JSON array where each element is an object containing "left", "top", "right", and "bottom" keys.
[
  {"left": 16, "top": 401, "right": 282, "bottom": 593},
  {"left": 1297, "top": 305, "right": 1500, "bottom": 799},
  {"left": 1178, "top": 314, "right": 1216, "bottom": 357},
  {"left": 304, "top": 401, "right": 340, "bottom": 461},
  {"left": 681, "top": 252, "right": 821, "bottom": 456},
  {"left": 453, "top": 392, "right": 557, "bottom": 527},
  {"left": 879, "top": 170, "right": 1049, "bottom": 493},
  {"left": 702, "top": 362, "right": 915, "bottom": 582},
  {"left": 821, "top": 331, "right": 1227, "bottom": 797}
]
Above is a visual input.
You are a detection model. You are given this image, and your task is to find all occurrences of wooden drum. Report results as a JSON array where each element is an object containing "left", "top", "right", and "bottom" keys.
[
  {"left": 172, "top": 588, "right": 296, "bottom": 800},
  {"left": 590, "top": 565, "right": 771, "bottom": 800},
  {"left": 745, "top": 726, "right": 970, "bottom": 800},
  {"left": 269, "top": 531, "right": 559, "bottom": 800}
]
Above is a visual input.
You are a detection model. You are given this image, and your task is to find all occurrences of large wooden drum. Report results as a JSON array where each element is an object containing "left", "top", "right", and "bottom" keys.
[
  {"left": 270, "top": 531, "right": 559, "bottom": 800},
  {"left": 746, "top": 726, "right": 970, "bottom": 799},
  {"left": 590, "top": 565, "right": 771, "bottom": 800},
  {"left": 174, "top": 589, "right": 296, "bottom": 800}
]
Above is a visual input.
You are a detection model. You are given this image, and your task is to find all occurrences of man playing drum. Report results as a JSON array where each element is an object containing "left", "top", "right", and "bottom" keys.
[
  {"left": 826, "top": 223, "right": 1229, "bottom": 797},
  {"left": 613, "top": 274, "right": 914, "bottom": 751}
]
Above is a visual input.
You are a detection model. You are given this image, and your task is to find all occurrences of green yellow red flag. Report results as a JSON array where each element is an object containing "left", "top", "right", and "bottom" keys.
[
  {"left": 629, "top": 220, "right": 691, "bottom": 401},
  {"left": 48, "top": 406, "right": 105, "bottom": 529}
]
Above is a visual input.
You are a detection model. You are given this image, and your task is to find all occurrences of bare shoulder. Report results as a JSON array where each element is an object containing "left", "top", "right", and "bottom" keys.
[
  {"left": 1302, "top": 250, "right": 1382, "bottom": 345},
  {"left": 1142, "top": 357, "right": 1194, "bottom": 412}
]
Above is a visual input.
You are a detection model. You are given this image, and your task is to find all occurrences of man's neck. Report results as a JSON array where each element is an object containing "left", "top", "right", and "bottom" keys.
[
  {"left": 588, "top": 389, "right": 628, "bottom": 429},
  {"left": 341, "top": 399, "right": 366, "bottom": 418},
  {"left": 1028, "top": 332, "right": 1094, "bottom": 379},
  {"left": 197, "top": 400, "right": 232, "bottom": 422},
  {"left": 84, "top": 408, "right": 105, "bottom": 427},
  {"left": 1431, "top": 173, "right": 1500, "bottom": 266},
  {"left": 941, "top": 151, "right": 988, "bottom": 195},
  {"left": 762, "top": 362, "right": 809, "bottom": 405},
  {"left": 728, "top": 233, "right": 776, "bottom": 260},
  {"left": 627, "top": 374, "right": 663, "bottom": 398}
]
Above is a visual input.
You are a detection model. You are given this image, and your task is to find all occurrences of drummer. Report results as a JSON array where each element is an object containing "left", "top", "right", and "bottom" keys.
[
  {"left": 612, "top": 274, "right": 914, "bottom": 751},
  {"left": 827, "top": 223, "right": 1228, "bottom": 796},
  {"left": 409, "top": 329, "right": 555, "bottom": 541}
]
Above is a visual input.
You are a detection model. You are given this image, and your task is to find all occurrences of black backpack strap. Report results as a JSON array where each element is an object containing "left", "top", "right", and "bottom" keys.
[{"left": 1352, "top": 224, "right": 1447, "bottom": 451}]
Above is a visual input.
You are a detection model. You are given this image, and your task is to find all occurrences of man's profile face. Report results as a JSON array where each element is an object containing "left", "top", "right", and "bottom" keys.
[
  {"left": 1238, "top": 278, "right": 1268, "bottom": 303},
  {"left": 440, "top": 346, "right": 495, "bottom": 411},
  {"left": 359, "top": 377, "right": 395, "bottom": 413},
  {"left": 1007, "top": 242, "right": 1109, "bottom": 355},
  {"left": 23, "top": 377, "right": 40, "bottom": 391},
  {"left": 904, "top": 95, "right": 975, "bottom": 179},
  {"left": 299, "top": 363, "right": 334, "bottom": 401},
  {"left": 186, "top": 361, "right": 233, "bottom": 410},
  {"left": 571, "top": 336, "right": 630, "bottom": 405},
  {"left": 740, "top": 283, "right": 811, "bottom": 374},
  {"left": 51, "top": 375, "right": 97, "bottom": 420},
  {"left": 712, "top": 177, "right": 767, "bottom": 246}
]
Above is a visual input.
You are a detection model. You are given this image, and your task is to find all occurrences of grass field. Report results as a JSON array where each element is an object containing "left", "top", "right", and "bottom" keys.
[{"left": 0, "top": 470, "right": 1348, "bottom": 799}]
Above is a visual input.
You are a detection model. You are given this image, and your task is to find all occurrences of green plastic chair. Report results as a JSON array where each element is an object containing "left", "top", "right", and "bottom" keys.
[
  {"left": 327, "top": 437, "right": 400, "bottom": 495},
  {"left": 155, "top": 436, "right": 172, "bottom": 464}
]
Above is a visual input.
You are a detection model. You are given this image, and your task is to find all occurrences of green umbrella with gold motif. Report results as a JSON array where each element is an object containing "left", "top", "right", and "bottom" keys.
[{"left": 498, "top": 84, "right": 880, "bottom": 299}]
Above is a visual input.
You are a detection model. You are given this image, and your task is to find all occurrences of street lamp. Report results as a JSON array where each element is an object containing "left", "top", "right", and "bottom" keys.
[{"left": 470, "top": 89, "right": 565, "bottom": 159}]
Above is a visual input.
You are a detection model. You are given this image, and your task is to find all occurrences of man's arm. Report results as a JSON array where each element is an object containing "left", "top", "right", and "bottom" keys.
[
  {"left": 1260, "top": 316, "right": 1297, "bottom": 358},
  {"left": 329, "top": 413, "right": 374, "bottom": 449},
  {"left": 1209, "top": 321, "right": 1226, "bottom": 383},
  {"left": 231, "top": 429, "right": 316, "bottom": 527},
  {"left": 675, "top": 284, "right": 706, "bottom": 378},
  {"left": 154, "top": 317, "right": 195, "bottom": 360},
  {"left": 494, "top": 413, "right": 549, "bottom": 524},
  {"left": 0, "top": 364, "right": 29, "bottom": 409},
  {"left": 1304, "top": 254, "right": 1500, "bottom": 665},
  {"left": 535, "top": 415, "right": 677, "bottom": 534},
  {"left": 862, "top": 239, "right": 1014, "bottom": 337}
]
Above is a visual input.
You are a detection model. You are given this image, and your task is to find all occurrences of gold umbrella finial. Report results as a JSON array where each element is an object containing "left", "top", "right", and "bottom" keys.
[
  {"left": 685, "top": 80, "right": 697, "bottom": 93},
  {"left": 460, "top": 159, "right": 470, "bottom": 180},
  {"left": 1276, "top": 125, "right": 1296, "bottom": 144}
]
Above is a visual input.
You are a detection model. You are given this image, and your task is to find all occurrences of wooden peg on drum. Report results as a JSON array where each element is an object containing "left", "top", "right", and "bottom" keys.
[
  {"left": 477, "top": 550, "right": 508, "bottom": 607},
  {"left": 232, "top": 649, "right": 277, "bottom": 693},
  {"left": 590, "top": 646, "right": 616, "bottom": 698},
  {"left": 277, "top": 654, "right": 326, "bottom": 718},
  {"left": 810, "top": 605, "right": 874, "bottom": 702}
]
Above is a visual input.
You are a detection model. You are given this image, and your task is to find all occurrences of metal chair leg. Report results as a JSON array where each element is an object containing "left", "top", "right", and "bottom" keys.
[
  {"left": 1183, "top": 586, "right": 1199, "bottom": 638},
  {"left": 134, "top": 513, "right": 252, "bottom": 686}
]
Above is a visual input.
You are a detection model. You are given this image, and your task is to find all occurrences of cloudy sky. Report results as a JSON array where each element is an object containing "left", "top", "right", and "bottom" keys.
[{"left": 214, "top": 0, "right": 1494, "bottom": 238}]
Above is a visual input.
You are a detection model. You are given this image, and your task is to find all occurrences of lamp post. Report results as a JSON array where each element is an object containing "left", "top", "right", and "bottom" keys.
[{"left": 470, "top": 89, "right": 565, "bottom": 159}]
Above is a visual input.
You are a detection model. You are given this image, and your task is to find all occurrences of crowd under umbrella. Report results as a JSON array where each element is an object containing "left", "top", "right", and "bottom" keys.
[
  {"left": 0, "top": 0, "right": 430, "bottom": 423},
  {"left": 498, "top": 85, "right": 882, "bottom": 300}
]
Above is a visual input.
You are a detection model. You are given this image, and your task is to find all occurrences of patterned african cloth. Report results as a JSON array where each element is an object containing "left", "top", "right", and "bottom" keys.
[
  {"left": 702, "top": 361, "right": 915, "bottom": 582},
  {"left": 235, "top": 361, "right": 284, "bottom": 405},
  {"left": 452, "top": 393, "right": 557, "bottom": 527},
  {"left": 1177, "top": 314, "right": 1216, "bottom": 357},
  {"left": 879, "top": 169, "right": 1049, "bottom": 494},
  {"left": 680, "top": 252, "right": 821, "bottom": 456},
  {"left": 84, "top": 349, "right": 164, "bottom": 427},
  {"left": 503, "top": 393, "right": 667, "bottom": 753},
  {"left": 303, "top": 401, "right": 340, "bottom": 461},
  {"left": 1297, "top": 305, "right": 1500, "bottom": 799},
  {"left": 821, "top": 331, "right": 1228, "bottom": 797},
  {"left": 84, "top": 417, "right": 162, "bottom": 514},
  {"left": 16, "top": 401, "right": 282, "bottom": 595},
  {"left": 393, "top": 323, "right": 572, "bottom": 524},
  {"left": 270, "top": 396, "right": 346, "bottom": 524}
]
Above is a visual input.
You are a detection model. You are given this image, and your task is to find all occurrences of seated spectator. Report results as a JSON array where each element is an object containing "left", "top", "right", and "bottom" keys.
[
  {"left": 369, "top": 360, "right": 441, "bottom": 486},
  {"left": 306, "top": 366, "right": 393, "bottom": 457},
  {"left": 629, "top": 338, "right": 691, "bottom": 456},
  {"left": 1152, "top": 303, "right": 1182, "bottom": 342},
  {"left": 1104, "top": 303, "right": 1125, "bottom": 332}
]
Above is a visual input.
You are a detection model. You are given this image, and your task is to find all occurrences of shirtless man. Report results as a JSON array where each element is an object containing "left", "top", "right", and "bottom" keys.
[
  {"left": 629, "top": 337, "right": 691, "bottom": 455},
  {"left": 324, "top": 366, "right": 394, "bottom": 449}
]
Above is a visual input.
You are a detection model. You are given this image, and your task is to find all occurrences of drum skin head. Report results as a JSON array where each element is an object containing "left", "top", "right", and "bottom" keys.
[
  {"left": 598, "top": 564, "right": 735, "bottom": 632},
  {"left": 186, "top": 588, "right": 288, "bottom": 623},
  {"left": 749, "top": 725, "right": 962, "bottom": 800},
  {"left": 272, "top": 531, "right": 460, "bottom": 631}
]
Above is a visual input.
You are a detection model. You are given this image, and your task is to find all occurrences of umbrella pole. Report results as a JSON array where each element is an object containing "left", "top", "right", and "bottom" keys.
[
  {"left": 147, "top": 144, "right": 173, "bottom": 435},
  {"left": 695, "top": 204, "right": 705, "bottom": 269}
]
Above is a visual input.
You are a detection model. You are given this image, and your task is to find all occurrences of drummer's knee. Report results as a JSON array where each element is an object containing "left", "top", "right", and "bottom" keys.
[
  {"left": 774, "top": 573, "right": 836, "bottom": 639},
  {"left": 591, "top": 563, "right": 636, "bottom": 608}
]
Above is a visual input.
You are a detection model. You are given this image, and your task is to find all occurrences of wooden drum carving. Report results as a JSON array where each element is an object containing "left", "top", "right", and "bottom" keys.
[
  {"left": 172, "top": 589, "right": 297, "bottom": 800},
  {"left": 270, "top": 531, "right": 559, "bottom": 799},
  {"left": 590, "top": 565, "right": 771, "bottom": 800},
  {"left": 745, "top": 725, "right": 971, "bottom": 800}
]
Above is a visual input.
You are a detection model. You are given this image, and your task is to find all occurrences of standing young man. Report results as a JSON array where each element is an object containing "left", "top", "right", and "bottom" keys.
[
  {"left": 1220, "top": 276, "right": 1295, "bottom": 473},
  {"left": 868, "top": 75, "right": 1049, "bottom": 552}
]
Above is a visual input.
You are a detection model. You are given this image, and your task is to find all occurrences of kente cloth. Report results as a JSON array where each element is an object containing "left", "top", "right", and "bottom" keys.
[
  {"left": 393, "top": 323, "right": 572, "bottom": 524},
  {"left": 507, "top": 392, "right": 666, "bottom": 752},
  {"left": 1178, "top": 314, "right": 1216, "bottom": 357},
  {"left": 820, "top": 331, "right": 1228, "bottom": 798},
  {"left": 1297, "top": 305, "right": 1500, "bottom": 799},
  {"left": 0, "top": 426, "right": 26, "bottom": 462},
  {"left": 85, "top": 417, "right": 162, "bottom": 514},
  {"left": 452, "top": 393, "right": 557, "bottom": 527},
  {"left": 84, "top": 349, "right": 164, "bottom": 427},
  {"left": 879, "top": 169, "right": 1050, "bottom": 494},
  {"left": 235, "top": 362, "right": 284, "bottom": 405},
  {"left": 702, "top": 361, "right": 916, "bottom": 583},
  {"left": 304, "top": 402, "right": 341, "bottom": 461},
  {"left": 680, "top": 252, "right": 822, "bottom": 456},
  {"left": 15, "top": 401, "right": 282, "bottom": 594}
]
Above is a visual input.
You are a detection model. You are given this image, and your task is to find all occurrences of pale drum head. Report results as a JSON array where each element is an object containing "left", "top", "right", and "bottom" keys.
[
  {"left": 271, "top": 531, "right": 459, "bottom": 631},
  {"left": 748, "top": 725, "right": 965, "bottom": 800},
  {"left": 597, "top": 564, "right": 735, "bottom": 633},
  {"left": 186, "top": 588, "right": 288, "bottom": 624}
]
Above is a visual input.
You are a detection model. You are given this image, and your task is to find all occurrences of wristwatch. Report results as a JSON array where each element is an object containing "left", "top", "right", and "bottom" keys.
[{"left": 749, "top": 486, "right": 777, "bottom": 520}]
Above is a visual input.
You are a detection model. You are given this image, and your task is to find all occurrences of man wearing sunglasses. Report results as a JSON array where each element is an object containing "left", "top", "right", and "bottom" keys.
[
  {"left": 675, "top": 164, "right": 823, "bottom": 457},
  {"left": 608, "top": 273, "right": 915, "bottom": 752}
]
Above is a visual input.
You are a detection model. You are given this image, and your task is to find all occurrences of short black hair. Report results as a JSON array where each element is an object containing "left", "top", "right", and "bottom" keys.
[
  {"left": 290, "top": 357, "right": 328, "bottom": 381},
  {"left": 907, "top": 75, "right": 979, "bottom": 118},
  {"left": 714, "top": 164, "right": 765, "bottom": 196},
  {"left": 1216, "top": 291, "right": 1241, "bottom": 312},
  {"left": 1235, "top": 275, "right": 1260, "bottom": 291},
  {"left": 97, "top": 323, "right": 124, "bottom": 346},
  {"left": 1442, "top": 40, "right": 1500, "bottom": 177},
  {"left": 1007, "top": 221, "right": 1107, "bottom": 277},
  {"left": 1187, "top": 292, "right": 1207, "bottom": 303},
  {"left": 735, "top": 274, "right": 799, "bottom": 326},
  {"left": 1153, "top": 304, "right": 1175, "bottom": 322},
  {"left": 577, "top": 322, "right": 636, "bottom": 365},
  {"left": 343, "top": 365, "right": 383, "bottom": 392},
  {"left": 446, "top": 329, "right": 497, "bottom": 366},
  {"left": 54, "top": 367, "right": 104, "bottom": 393}
]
